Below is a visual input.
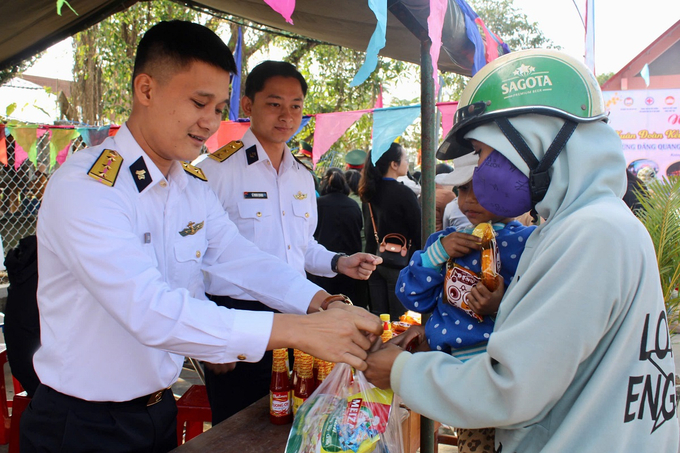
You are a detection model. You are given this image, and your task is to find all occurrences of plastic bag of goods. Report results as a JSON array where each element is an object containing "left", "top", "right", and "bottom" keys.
[{"left": 285, "top": 362, "right": 404, "bottom": 453}]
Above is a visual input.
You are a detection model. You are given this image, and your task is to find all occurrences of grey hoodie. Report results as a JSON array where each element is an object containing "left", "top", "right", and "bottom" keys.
[{"left": 391, "top": 115, "right": 679, "bottom": 452}]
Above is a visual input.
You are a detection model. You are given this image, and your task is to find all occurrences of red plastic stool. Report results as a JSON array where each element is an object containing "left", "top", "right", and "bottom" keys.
[
  {"left": 176, "top": 385, "right": 211, "bottom": 445},
  {"left": 8, "top": 392, "right": 30, "bottom": 453}
]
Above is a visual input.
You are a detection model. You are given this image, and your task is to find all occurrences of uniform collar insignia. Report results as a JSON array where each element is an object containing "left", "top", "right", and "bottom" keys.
[
  {"left": 209, "top": 140, "right": 243, "bottom": 163},
  {"left": 179, "top": 221, "right": 204, "bottom": 237},
  {"left": 182, "top": 162, "right": 207, "bottom": 181},
  {"left": 246, "top": 145, "right": 259, "bottom": 165},
  {"left": 294, "top": 191, "right": 308, "bottom": 200},
  {"left": 130, "top": 156, "right": 152, "bottom": 192}
]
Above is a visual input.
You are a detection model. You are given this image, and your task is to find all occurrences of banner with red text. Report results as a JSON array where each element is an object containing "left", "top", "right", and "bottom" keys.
[{"left": 604, "top": 89, "right": 680, "bottom": 178}]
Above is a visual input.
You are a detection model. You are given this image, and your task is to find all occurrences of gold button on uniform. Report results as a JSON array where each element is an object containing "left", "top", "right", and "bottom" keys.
[
  {"left": 195, "top": 251, "right": 201, "bottom": 258},
  {"left": 305, "top": 213, "right": 309, "bottom": 218},
  {"left": 282, "top": 211, "right": 285, "bottom": 215},
  {"left": 237, "top": 354, "right": 247, "bottom": 361},
  {"left": 159, "top": 181, "right": 167, "bottom": 187},
  {"left": 256, "top": 212, "right": 262, "bottom": 217}
]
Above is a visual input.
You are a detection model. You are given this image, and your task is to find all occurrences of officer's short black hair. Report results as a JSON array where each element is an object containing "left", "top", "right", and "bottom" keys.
[
  {"left": 132, "top": 20, "right": 237, "bottom": 91},
  {"left": 244, "top": 61, "right": 308, "bottom": 99}
]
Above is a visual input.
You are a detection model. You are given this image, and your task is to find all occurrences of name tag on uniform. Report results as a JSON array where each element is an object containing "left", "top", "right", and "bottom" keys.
[{"left": 244, "top": 192, "right": 268, "bottom": 199}]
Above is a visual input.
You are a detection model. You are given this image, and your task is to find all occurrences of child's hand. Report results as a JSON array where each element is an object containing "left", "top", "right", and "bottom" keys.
[
  {"left": 466, "top": 274, "right": 504, "bottom": 316},
  {"left": 388, "top": 325, "right": 429, "bottom": 352},
  {"left": 440, "top": 232, "right": 482, "bottom": 259}
]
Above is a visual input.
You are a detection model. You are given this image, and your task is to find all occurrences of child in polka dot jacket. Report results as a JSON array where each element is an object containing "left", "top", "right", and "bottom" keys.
[{"left": 393, "top": 154, "right": 535, "bottom": 361}]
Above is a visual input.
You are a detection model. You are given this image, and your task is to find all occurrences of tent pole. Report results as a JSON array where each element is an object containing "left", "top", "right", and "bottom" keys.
[{"left": 419, "top": 37, "right": 437, "bottom": 453}]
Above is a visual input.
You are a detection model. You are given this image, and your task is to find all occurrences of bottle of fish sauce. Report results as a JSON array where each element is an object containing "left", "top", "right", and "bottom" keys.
[
  {"left": 269, "top": 348, "right": 292, "bottom": 424},
  {"left": 292, "top": 352, "right": 315, "bottom": 415}
]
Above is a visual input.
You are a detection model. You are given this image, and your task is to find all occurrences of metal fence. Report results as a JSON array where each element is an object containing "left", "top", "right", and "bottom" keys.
[
  {"left": 1, "top": 134, "right": 87, "bottom": 261},
  {"left": 0, "top": 135, "right": 340, "bottom": 263}
]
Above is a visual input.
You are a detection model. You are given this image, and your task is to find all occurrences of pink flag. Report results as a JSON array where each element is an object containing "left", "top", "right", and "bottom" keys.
[
  {"left": 10, "top": 126, "right": 39, "bottom": 168},
  {"left": 474, "top": 18, "right": 499, "bottom": 63},
  {"left": 374, "top": 85, "right": 384, "bottom": 109},
  {"left": 14, "top": 145, "right": 28, "bottom": 170},
  {"left": 437, "top": 101, "right": 459, "bottom": 139},
  {"left": 205, "top": 121, "right": 251, "bottom": 152},
  {"left": 0, "top": 125, "right": 7, "bottom": 166},
  {"left": 428, "top": 0, "right": 448, "bottom": 96},
  {"left": 312, "top": 110, "right": 369, "bottom": 164},
  {"left": 264, "top": 0, "right": 295, "bottom": 24}
]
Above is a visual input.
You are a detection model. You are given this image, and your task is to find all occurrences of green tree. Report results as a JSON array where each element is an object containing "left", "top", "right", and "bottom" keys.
[
  {"left": 275, "top": 38, "right": 412, "bottom": 155},
  {"left": 0, "top": 54, "right": 43, "bottom": 87},
  {"left": 71, "top": 1, "right": 217, "bottom": 125},
  {"left": 597, "top": 72, "right": 614, "bottom": 87}
]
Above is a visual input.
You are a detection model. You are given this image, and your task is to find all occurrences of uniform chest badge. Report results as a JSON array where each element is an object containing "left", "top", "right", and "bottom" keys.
[
  {"left": 179, "top": 221, "right": 204, "bottom": 237},
  {"left": 294, "top": 191, "right": 307, "bottom": 200}
]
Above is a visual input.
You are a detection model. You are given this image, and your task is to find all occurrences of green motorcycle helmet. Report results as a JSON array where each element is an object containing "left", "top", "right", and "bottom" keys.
[{"left": 437, "top": 49, "right": 607, "bottom": 161}]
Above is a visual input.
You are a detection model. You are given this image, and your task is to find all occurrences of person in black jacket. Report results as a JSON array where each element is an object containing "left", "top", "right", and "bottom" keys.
[
  {"left": 4, "top": 234, "right": 40, "bottom": 397},
  {"left": 310, "top": 168, "right": 367, "bottom": 307},
  {"left": 359, "top": 143, "right": 421, "bottom": 320}
]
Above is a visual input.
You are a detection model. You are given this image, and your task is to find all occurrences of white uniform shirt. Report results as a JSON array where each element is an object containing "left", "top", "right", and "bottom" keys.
[
  {"left": 197, "top": 128, "right": 335, "bottom": 300},
  {"left": 33, "top": 124, "right": 319, "bottom": 401}
]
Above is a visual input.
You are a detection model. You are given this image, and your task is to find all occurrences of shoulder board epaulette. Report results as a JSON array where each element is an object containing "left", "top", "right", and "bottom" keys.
[
  {"left": 182, "top": 162, "right": 208, "bottom": 181},
  {"left": 209, "top": 140, "right": 243, "bottom": 163},
  {"left": 293, "top": 155, "right": 314, "bottom": 173},
  {"left": 87, "top": 149, "right": 123, "bottom": 187}
]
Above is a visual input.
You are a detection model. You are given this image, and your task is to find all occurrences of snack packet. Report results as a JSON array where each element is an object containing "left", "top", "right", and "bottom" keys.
[
  {"left": 444, "top": 223, "right": 501, "bottom": 322},
  {"left": 471, "top": 222, "right": 500, "bottom": 291},
  {"left": 285, "top": 363, "right": 403, "bottom": 453}
]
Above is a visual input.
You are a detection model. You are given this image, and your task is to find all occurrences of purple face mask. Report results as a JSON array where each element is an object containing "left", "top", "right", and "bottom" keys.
[{"left": 472, "top": 150, "right": 532, "bottom": 218}]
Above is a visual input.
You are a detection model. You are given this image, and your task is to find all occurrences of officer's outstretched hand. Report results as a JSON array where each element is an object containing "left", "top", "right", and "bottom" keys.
[
  {"left": 337, "top": 253, "right": 382, "bottom": 280},
  {"left": 269, "top": 307, "right": 382, "bottom": 371}
]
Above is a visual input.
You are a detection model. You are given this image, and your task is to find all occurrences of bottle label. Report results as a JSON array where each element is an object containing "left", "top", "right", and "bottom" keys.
[{"left": 270, "top": 391, "right": 291, "bottom": 416}]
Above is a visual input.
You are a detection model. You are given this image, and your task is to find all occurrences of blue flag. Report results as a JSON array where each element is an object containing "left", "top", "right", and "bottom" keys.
[
  {"left": 229, "top": 27, "right": 243, "bottom": 121},
  {"left": 372, "top": 106, "right": 421, "bottom": 164},
  {"left": 350, "top": 0, "right": 387, "bottom": 87}
]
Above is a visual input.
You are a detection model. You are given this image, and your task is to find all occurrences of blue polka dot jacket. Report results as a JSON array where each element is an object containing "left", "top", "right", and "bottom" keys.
[{"left": 396, "top": 221, "right": 535, "bottom": 360}]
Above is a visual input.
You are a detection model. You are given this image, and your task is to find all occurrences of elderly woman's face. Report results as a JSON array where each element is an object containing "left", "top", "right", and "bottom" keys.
[{"left": 470, "top": 139, "right": 494, "bottom": 165}]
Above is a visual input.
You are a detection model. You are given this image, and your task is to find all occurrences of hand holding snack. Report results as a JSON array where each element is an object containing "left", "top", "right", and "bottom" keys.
[
  {"left": 440, "top": 231, "right": 482, "bottom": 259},
  {"left": 465, "top": 274, "right": 504, "bottom": 316}
]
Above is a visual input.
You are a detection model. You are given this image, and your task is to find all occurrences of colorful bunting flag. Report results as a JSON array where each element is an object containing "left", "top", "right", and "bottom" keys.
[
  {"left": 76, "top": 125, "right": 110, "bottom": 147},
  {"left": 437, "top": 102, "right": 459, "bottom": 139},
  {"left": 641, "top": 63, "right": 650, "bottom": 87},
  {"left": 8, "top": 126, "right": 39, "bottom": 168},
  {"left": 374, "top": 84, "right": 384, "bottom": 109},
  {"left": 350, "top": 0, "right": 387, "bottom": 87},
  {"left": 428, "top": 0, "right": 448, "bottom": 96},
  {"left": 312, "top": 110, "right": 369, "bottom": 164},
  {"left": 0, "top": 125, "right": 7, "bottom": 166},
  {"left": 229, "top": 27, "right": 243, "bottom": 121},
  {"left": 264, "top": 0, "right": 295, "bottom": 24},
  {"left": 372, "top": 106, "right": 421, "bottom": 164},
  {"left": 49, "top": 129, "right": 79, "bottom": 169},
  {"left": 205, "top": 120, "right": 251, "bottom": 152}
]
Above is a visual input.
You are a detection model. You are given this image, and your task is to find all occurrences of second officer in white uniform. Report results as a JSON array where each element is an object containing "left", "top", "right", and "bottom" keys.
[{"left": 197, "top": 61, "right": 381, "bottom": 423}]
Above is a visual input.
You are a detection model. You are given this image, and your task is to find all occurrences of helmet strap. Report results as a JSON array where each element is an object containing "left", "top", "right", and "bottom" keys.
[{"left": 494, "top": 117, "right": 577, "bottom": 205}]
